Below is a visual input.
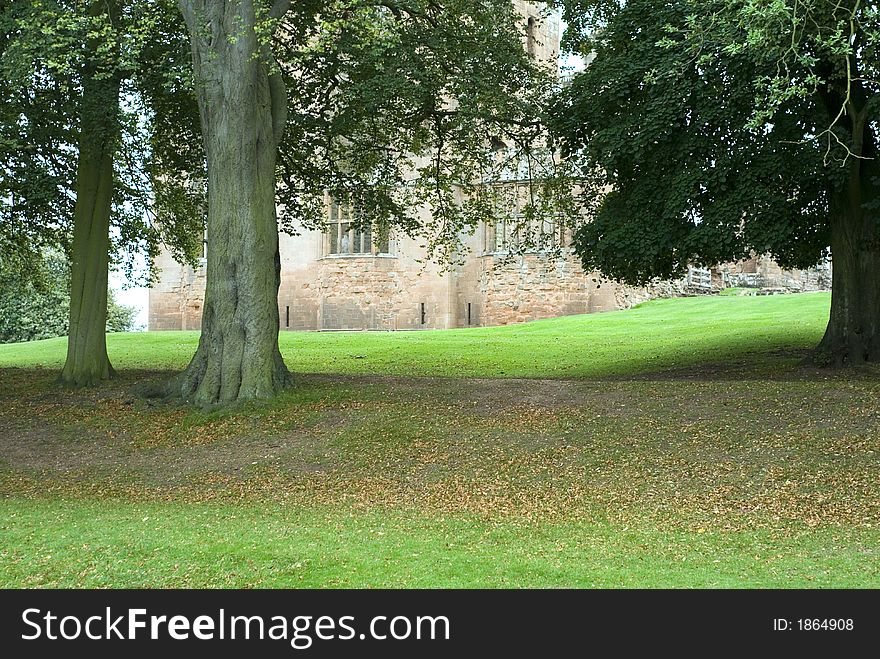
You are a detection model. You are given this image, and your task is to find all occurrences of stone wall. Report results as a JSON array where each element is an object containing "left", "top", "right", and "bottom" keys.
[
  {"left": 447, "top": 234, "right": 651, "bottom": 327},
  {"left": 149, "top": 227, "right": 453, "bottom": 333},
  {"left": 726, "top": 256, "right": 832, "bottom": 292},
  {"left": 150, "top": 232, "right": 833, "bottom": 333},
  {"left": 150, "top": 235, "right": 651, "bottom": 333},
  {"left": 276, "top": 231, "right": 454, "bottom": 331},
  {"left": 473, "top": 252, "right": 622, "bottom": 326},
  {"left": 613, "top": 279, "right": 688, "bottom": 310},
  {"left": 147, "top": 249, "right": 207, "bottom": 331}
]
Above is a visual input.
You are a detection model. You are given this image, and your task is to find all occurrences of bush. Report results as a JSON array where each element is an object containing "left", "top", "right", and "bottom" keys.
[{"left": 0, "top": 253, "right": 137, "bottom": 343}]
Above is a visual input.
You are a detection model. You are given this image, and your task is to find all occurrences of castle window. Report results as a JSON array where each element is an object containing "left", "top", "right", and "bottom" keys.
[
  {"left": 326, "top": 200, "right": 391, "bottom": 256},
  {"left": 488, "top": 183, "right": 566, "bottom": 253},
  {"left": 526, "top": 16, "right": 536, "bottom": 57}
]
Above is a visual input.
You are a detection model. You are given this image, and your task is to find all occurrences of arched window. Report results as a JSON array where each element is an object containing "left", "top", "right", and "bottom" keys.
[{"left": 526, "top": 16, "right": 536, "bottom": 57}]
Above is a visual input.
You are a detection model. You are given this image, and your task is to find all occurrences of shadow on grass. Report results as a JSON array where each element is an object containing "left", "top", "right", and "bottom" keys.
[
  {"left": 4, "top": 346, "right": 880, "bottom": 406},
  {"left": 595, "top": 349, "right": 880, "bottom": 383}
]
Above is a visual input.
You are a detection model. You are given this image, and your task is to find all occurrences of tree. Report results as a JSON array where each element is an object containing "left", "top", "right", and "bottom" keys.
[
  {"left": 171, "top": 0, "right": 293, "bottom": 404},
  {"left": 61, "top": 0, "right": 125, "bottom": 385},
  {"left": 0, "top": 0, "right": 203, "bottom": 385},
  {"left": 0, "top": 251, "right": 137, "bottom": 344},
  {"left": 170, "top": 0, "right": 552, "bottom": 404},
  {"left": 552, "top": 0, "right": 880, "bottom": 364}
]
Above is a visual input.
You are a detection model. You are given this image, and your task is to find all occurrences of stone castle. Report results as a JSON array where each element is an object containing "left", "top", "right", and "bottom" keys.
[{"left": 148, "top": 3, "right": 829, "bottom": 332}]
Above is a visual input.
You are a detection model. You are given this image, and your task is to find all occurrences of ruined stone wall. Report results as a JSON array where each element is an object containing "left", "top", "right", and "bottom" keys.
[
  {"left": 151, "top": 225, "right": 458, "bottom": 332},
  {"left": 152, "top": 225, "right": 836, "bottom": 333},
  {"left": 613, "top": 279, "right": 689, "bottom": 309},
  {"left": 725, "top": 256, "right": 832, "bottom": 292},
  {"left": 478, "top": 252, "right": 621, "bottom": 325},
  {"left": 151, "top": 203, "right": 634, "bottom": 336},
  {"left": 151, "top": 231, "right": 648, "bottom": 333}
]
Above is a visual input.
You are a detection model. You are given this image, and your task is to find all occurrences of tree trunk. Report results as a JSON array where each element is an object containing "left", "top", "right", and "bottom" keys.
[
  {"left": 171, "top": 0, "right": 290, "bottom": 405},
  {"left": 816, "top": 161, "right": 880, "bottom": 365},
  {"left": 59, "top": 3, "right": 121, "bottom": 387}
]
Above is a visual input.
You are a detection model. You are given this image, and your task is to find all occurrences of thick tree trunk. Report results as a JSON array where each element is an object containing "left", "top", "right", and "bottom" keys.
[
  {"left": 816, "top": 163, "right": 880, "bottom": 365},
  {"left": 59, "top": 3, "right": 121, "bottom": 387},
  {"left": 60, "top": 140, "right": 116, "bottom": 386},
  {"left": 172, "top": 0, "right": 290, "bottom": 405}
]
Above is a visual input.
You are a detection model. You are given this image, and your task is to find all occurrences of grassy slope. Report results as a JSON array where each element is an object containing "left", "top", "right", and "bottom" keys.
[
  {"left": 0, "top": 293, "right": 830, "bottom": 377},
  {"left": 2, "top": 292, "right": 879, "bottom": 588}
]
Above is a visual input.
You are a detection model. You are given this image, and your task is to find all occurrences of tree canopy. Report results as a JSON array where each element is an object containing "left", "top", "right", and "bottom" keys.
[
  {"left": 552, "top": 0, "right": 880, "bottom": 363},
  {"left": 271, "top": 0, "right": 560, "bottom": 262},
  {"left": 1, "top": 0, "right": 203, "bottom": 384},
  {"left": 0, "top": 0, "right": 202, "bottom": 278}
]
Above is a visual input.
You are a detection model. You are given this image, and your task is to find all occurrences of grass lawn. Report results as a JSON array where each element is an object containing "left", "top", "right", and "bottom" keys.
[
  {"left": 0, "top": 292, "right": 831, "bottom": 377},
  {"left": 1, "top": 292, "right": 878, "bottom": 587}
]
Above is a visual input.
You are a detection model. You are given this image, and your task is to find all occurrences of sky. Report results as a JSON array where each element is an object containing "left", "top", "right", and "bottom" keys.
[{"left": 110, "top": 259, "right": 149, "bottom": 331}]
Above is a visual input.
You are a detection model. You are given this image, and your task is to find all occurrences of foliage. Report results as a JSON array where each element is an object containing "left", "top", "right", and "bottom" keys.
[
  {"left": 0, "top": 252, "right": 137, "bottom": 344},
  {"left": 550, "top": 0, "right": 880, "bottom": 284},
  {"left": 238, "top": 0, "right": 571, "bottom": 265},
  {"left": 0, "top": 0, "right": 205, "bottom": 285},
  {"left": 106, "top": 292, "right": 139, "bottom": 334}
]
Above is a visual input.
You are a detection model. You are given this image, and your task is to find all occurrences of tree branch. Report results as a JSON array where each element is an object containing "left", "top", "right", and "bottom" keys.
[
  {"left": 269, "top": 0, "right": 291, "bottom": 21},
  {"left": 268, "top": 69, "right": 287, "bottom": 146}
]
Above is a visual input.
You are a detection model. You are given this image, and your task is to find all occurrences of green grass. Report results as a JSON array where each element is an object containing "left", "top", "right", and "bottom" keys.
[
  {"left": 718, "top": 287, "right": 751, "bottom": 296},
  {"left": 0, "top": 293, "right": 831, "bottom": 378},
  {"left": 2, "top": 501, "right": 874, "bottom": 588},
  {"left": 2, "top": 291, "right": 879, "bottom": 588}
]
